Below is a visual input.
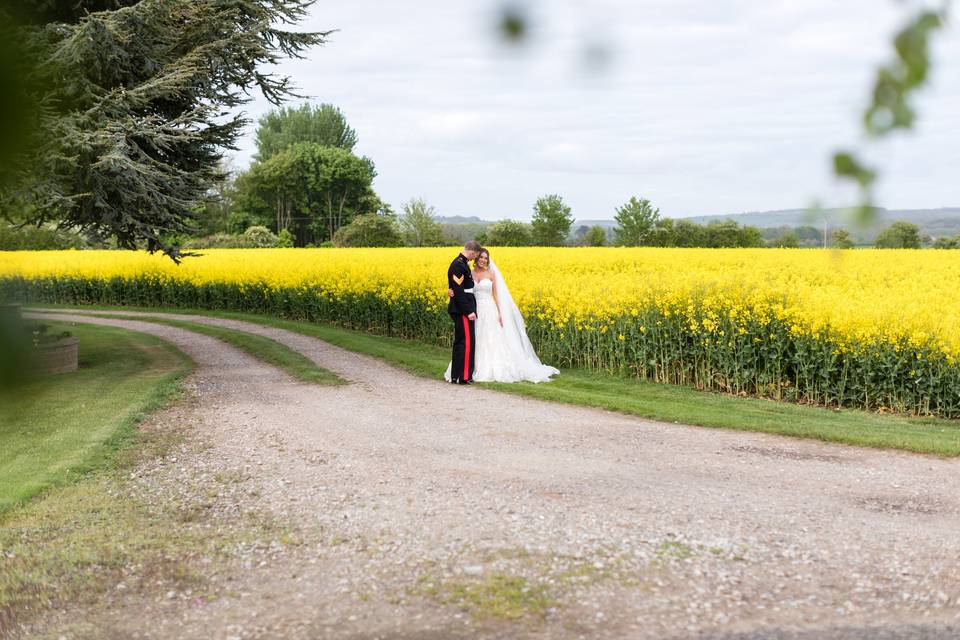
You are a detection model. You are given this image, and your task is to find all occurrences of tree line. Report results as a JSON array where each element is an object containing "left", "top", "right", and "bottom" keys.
[
  {"left": 190, "top": 103, "right": 951, "bottom": 250},
  {"left": 0, "top": 3, "right": 950, "bottom": 256},
  {"left": 0, "top": 4, "right": 950, "bottom": 255}
]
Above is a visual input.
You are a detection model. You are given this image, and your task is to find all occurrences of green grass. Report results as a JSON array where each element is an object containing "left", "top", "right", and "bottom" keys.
[
  {"left": 28, "top": 304, "right": 960, "bottom": 456},
  {"left": 85, "top": 313, "right": 345, "bottom": 386},
  {"left": 0, "top": 320, "right": 286, "bottom": 634},
  {"left": 0, "top": 398, "right": 281, "bottom": 635},
  {"left": 416, "top": 573, "right": 555, "bottom": 621},
  {"left": 0, "top": 322, "right": 192, "bottom": 514}
]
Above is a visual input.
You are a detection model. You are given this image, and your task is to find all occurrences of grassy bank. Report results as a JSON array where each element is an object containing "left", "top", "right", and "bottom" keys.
[
  {"left": 28, "top": 305, "right": 960, "bottom": 456},
  {"left": 0, "top": 381, "right": 280, "bottom": 636},
  {"left": 0, "top": 322, "right": 192, "bottom": 513}
]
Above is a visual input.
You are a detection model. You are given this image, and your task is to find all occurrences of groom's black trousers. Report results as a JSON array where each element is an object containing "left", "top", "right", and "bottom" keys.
[{"left": 450, "top": 312, "right": 476, "bottom": 383}]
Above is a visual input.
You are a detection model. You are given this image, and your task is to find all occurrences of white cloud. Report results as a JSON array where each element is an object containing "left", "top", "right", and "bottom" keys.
[
  {"left": 229, "top": 0, "right": 960, "bottom": 220},
  {"left": 416, "top": 111, "right": 493, "bottom": 141}
]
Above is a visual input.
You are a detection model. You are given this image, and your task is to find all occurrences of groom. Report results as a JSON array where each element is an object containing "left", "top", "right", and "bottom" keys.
[{"left": 448, "top": 241, "right": 481, "bottom": 384}]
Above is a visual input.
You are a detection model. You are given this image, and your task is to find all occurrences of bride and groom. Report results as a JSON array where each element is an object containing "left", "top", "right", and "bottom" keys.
[{"left": 444, "top": 241, "right": 559, "bottom": 385}]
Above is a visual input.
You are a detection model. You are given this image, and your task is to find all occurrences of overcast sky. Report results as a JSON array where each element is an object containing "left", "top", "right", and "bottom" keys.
[{"left": 229, "top": 1, "right": 960, "bottom": 221}]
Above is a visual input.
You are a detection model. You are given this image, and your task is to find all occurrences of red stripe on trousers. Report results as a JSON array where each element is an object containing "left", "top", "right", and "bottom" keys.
[{"left": 462, "top": 315, "right": 471, "bottom": 381}]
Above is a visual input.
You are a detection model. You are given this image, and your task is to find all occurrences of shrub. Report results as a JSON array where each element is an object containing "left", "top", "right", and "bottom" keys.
[
  {"left": 0, "top": 224, "right": 90, "bottom": 250},
  {"left": 486, "top": 220, "right": 532, "bottom": 247},
  {"left": 183, "top": 233, "right": 252, "bottom": 249},
  {"left": 333, "top": 215, "right": 402, "bottom": 247},
  {"left": 243, "top": 226, "right": 280, "bottom": 248},
  {"left": 277, "top": 228, "right": 295, "bottom": 248}
]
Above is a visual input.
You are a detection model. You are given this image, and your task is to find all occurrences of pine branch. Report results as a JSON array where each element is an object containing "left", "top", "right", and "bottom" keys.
[{"left": 3, "top": 0, "right": 329, "bottom": 260}]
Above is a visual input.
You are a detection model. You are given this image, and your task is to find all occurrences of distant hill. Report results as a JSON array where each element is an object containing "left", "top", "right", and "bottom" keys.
[
  {"left": 683, "top": 207, "right": 960, "bottom": 230},
  {"left": 575, "top": 207, "right": 960, "bottom": 241},
  {"left": 435, "top": 216, "right": 491, "bottom": 226},
  {"left": 436, "top": 216, "right": 490, "bottom": 244}
]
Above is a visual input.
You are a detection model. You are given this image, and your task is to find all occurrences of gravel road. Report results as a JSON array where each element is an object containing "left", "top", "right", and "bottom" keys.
[{"left": 19, "top": 310, "right": 960, "bottom": 640}]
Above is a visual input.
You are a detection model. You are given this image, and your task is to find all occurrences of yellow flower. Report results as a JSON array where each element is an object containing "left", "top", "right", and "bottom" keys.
[{"left": 2, "top": 246, "right": 959, "bottom": 359}]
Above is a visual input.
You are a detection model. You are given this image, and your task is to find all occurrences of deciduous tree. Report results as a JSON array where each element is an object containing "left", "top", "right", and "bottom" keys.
[
  {"left": 737, "top": 225, "right": 765, "bottom": 248},
  {"left": 875, "top": 221, "right": 921, "bottom": 248},
  {"left": 672, "top": 219, "right": 708, "bottom": 248},
  {"left": 648, "top": 218, "right": 676, "bottom": 247},
  {"left": 585, "top": 225, "right": 607, "bottom": 247},
  {"left": 255, "top": 103, "right": 358, "bottom": 161},
  {"left": 486, "top": 220, "right": 533, "bottom": 246},
  {"left": 235, "top": 143, "right": 377, "bottom": 243},
  {"left": 613, "top": 197, "right": 660, "bottom": 246},
  {"left": 771, "top": 230, "right": 799, "bottom": 248},
  {"left": 932, "top": 235, "right": 959, "bottom": 249},
  {"left": 531, "top": 195, "right": 573, "bottom": 246},
  {"left": 399, "top": 198, "right": 443, "bottom": 247},
  {"left": 832, "top": 228, "right": 855, "bottom": 249}
]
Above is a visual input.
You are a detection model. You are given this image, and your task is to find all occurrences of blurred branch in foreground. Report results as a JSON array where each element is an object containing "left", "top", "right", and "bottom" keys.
[
  {"left": 493, "top": 2, "right": 951, "bottom": 227},
  {"left": 834, "top": 3, "right": 949, "bottom": 225}
]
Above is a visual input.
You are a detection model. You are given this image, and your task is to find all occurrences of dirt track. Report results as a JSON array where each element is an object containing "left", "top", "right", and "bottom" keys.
[{"left": 18, "top": 310, "right": 960, "bottom": 639}]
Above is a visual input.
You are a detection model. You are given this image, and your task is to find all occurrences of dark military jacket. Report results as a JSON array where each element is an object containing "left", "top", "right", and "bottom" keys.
[{"left": 447, "top": 253, "right": 477, "bottom": 316}]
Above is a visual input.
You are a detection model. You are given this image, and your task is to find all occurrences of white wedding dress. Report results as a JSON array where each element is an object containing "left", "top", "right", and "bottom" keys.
[{"left": 444, "top": 264, "right": 559, "bottom": 384}]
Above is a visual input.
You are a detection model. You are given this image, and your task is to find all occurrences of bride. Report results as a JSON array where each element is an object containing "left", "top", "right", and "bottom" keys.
[{"left": 444, "top": 248, "right": 559, "bottom": 383}]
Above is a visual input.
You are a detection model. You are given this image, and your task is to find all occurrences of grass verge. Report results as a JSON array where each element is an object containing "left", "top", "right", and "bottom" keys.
[
  {"left": 0, "top": 400, "right": 281, "bottom": 636},
  {"left": 28, "top": 304, "right": 960, "bottom": 456},
  {"left": 0, "top": 322, "right": 192, "bottom": 513},
  {"left": 84, "top": 313, "right": 344, "bottom": 386},
  {"left": 0, "top": 320, "right": 283, "bottom": 634}
]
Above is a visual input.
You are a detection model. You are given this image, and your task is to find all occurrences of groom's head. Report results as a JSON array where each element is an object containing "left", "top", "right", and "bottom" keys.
[{"left": 462, "top": 240, "right": 482, "bottom": 260}]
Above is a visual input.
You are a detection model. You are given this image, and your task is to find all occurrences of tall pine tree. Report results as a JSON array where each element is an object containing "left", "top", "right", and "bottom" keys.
[{"left": 1, "top": 1, "right": 328, "bottom": 259}]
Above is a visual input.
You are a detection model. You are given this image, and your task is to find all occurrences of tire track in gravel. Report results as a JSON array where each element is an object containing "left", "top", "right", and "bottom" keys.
[{"left": 19, "top": 310, "right": 960, "bottom": 640}]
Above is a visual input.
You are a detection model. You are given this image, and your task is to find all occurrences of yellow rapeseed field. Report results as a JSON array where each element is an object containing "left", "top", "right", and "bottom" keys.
[
  {"left": 3, "top": 247, "right": 959, "bottom": 415},
  {"left": 2, "top": 247, "right": 959, "bottom": 353}
]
